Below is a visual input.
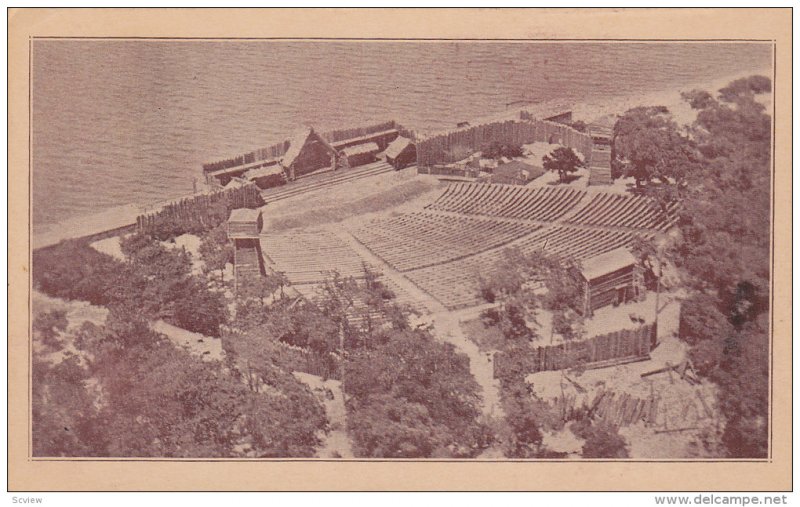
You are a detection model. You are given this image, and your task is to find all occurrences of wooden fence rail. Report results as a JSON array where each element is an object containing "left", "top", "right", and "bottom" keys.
[
  {"left": 416, "top": 118, "right": 593, "bottom": 167},
  {"left": 493, "top": 323, "right": 656, "bottom": 380},
  {"left": 136, "top": 183, "right": 264, "bottom": 240},
  {"left": 202, "top": 120, "right": 406, "bottom": 173},
  {"left": 416, "top": 165, "right": 483, "bottom": 179}
]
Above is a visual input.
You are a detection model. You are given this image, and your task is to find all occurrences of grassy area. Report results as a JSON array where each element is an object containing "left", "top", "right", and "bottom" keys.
[
  {"left": 461, "top": 317, "right": 507, "bottom": 353},
  {"left": 267, "top": 178, "right": 440, "bottom": 233}
]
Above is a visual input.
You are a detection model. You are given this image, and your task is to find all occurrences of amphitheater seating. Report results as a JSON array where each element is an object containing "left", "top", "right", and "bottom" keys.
[
  {"left": 426, "top": 182, "right": 586, "bottom": 222},
  {"left": 259, "top": 230, "right": 369, "bottom": 285},
  {"left": 404, "top": 225, "right": 651, "bottom": 310},
  {"left": 566, "top": 192, "right": 679, "bottom": 231},
  {"left": 255, "top": 178, "right": 679, "bottom": 312},
  {"left": 350, "top": 211, "right": 541, "bottom": 272},
  {"left": 260, "top": 161, "right": 395, "bottom": 203}
]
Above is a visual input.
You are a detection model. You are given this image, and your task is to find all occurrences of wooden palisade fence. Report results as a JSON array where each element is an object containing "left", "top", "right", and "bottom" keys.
[
  {"left": 202, "top": 120, "right": 409, "bottom": 174},
  {"left": 136, "top": 183, "right": 264, "bottom": 239},
  {"left": 493, "top": 323, "right": 656, "bottom": 379},
  {"left": 416, "top": 118, "right": 593, "bottom": 168}
]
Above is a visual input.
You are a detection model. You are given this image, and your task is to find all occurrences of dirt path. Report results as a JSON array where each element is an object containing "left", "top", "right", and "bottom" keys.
[
  {"left": 332, "top": 229, "right": 504, "bottom": 418},
  {"left": 293, "top": 372, "right": 354, "bottom": 458},
  {"left": 429, "top": 310, "right": 504, "bottom": 417}
]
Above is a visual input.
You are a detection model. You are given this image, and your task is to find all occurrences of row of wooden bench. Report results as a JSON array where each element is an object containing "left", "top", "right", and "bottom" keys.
[
  {"left": 426, "top": 182, "right": 586, "bottom": 223},
  {"left": 566, "top": 192, "right": 679, "bottom": 231},
  {"left": 404, "top": 225, "right": 650, "bottom": 310},
  {"left": 259, "top": 230, "right": 370, "bottom": 285},
  {"left": 350, "top": 211, "right": 541, "bottom": 272}
]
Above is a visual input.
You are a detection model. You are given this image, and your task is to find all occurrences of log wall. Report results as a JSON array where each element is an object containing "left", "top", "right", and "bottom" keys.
[
  {"left": 493, "top": 323, "right": 656, "bottom": 380},
  {"left": 136, "top": 183, "right": 264, "bottom": 239},
  {"left": 416, "top": 119, "right": 593, "bottom": 167}
]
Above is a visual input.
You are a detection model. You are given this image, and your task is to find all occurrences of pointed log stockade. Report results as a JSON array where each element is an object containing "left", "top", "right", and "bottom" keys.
[
  {"left": 493, "top": 323, "right": 656, "bottom": 380},
  {"left": 202, "top": 120, "right": 410, "bottom": 174},
  {"left": 136, "top": 183, "right": 264, "bottom": 239},
  {"left": 415, "top": 117, "right": 594, "bottom": 168}
]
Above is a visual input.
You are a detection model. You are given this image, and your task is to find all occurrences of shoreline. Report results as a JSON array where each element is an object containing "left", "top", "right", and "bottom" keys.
[{"left": 32, "top": 67, "right": 771, "bottom": 249}]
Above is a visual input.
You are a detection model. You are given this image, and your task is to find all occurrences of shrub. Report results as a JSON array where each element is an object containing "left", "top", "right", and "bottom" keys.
[{"left": 481, "top": 141, "right": 524, "bottom": 160}]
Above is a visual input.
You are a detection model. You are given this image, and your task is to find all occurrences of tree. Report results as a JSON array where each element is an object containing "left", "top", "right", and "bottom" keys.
[
  {"left": 344, "top": 328, "right": 489, "bottom": 458},
  {"left": 669, "top": 76, "right": 772, "bottom": 458},
  {"left": 32, "top": 355, "right": 105, "bottom": 457},
  {"left": 542, "top": 146, "right": 584, "bottom": 183},
  {"left": 33, "top": 309, "right": 69, "bottom": 350},
  {"left": 32, "top": 240, "right": 126, "bottom": 306},
  {"left": 572, "top": 420, "right": 629, "bottom": 458},
  {"left": 198, "top": 223, "right": 233, "bottom": 281},
  {"left": 173, "top": 277, "right": 228, "bottom": 337},
  {"left": 718, "top": 75, "right": 771, "bottom": 104},
  {"left": 481, "top": 141, "right": 524, "bottom": 160},
  {"left": 613, "top": 106, "right": 699, "bottom": 189},
  {"left": 478, "top": 249, "right": 585, "bottom": 347},
  {"left": 34, "top": 315, "right": 327, "bottom": 458},
  {"left": 347, "top": 394, "right": 447, "bottom": 458}
]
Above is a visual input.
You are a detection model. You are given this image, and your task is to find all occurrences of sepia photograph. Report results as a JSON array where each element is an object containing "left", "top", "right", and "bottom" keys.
[{"left": 7, "top": 7, "right": 792, "bottom": 492}]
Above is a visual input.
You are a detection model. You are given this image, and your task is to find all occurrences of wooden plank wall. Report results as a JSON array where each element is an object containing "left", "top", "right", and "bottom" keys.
[
  {"left": 202, "top": 120, "right": 405, "bottom": 173},
  {"left": 493, "top": 323, "right": 656, "bottom": 379},
  {"left": 136, "top": 184, "right": 264, "bottom": 238},
  {"left": 416, "top": 119, "right": 593, "bottom": 167}
]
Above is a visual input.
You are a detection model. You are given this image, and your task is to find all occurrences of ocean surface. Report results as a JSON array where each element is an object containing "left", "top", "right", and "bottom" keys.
[{"left": 31, "top": 41, "right": 771, "bottom": 234}]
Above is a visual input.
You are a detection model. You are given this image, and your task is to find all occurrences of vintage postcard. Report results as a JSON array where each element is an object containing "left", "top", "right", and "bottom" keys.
[{"left": 7, "top": 8, "right": 792, "bottom": 491}]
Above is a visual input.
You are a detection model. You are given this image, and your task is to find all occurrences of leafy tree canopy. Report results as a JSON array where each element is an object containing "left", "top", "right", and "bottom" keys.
[{"left": 542, "top": 146, "right": 584, "bottom": 183}]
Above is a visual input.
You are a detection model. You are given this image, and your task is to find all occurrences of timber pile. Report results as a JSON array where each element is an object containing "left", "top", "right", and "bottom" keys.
[
  {"left": 591, "top": 389, "right": 660, "bottom": 427},
  {"left": 547, "top": 388, "right": 659, "bottom": 428}
]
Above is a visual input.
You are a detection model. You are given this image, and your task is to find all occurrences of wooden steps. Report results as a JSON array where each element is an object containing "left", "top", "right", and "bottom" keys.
[{"left": 260, "top": 161, "right": 395, "bottom": 203}]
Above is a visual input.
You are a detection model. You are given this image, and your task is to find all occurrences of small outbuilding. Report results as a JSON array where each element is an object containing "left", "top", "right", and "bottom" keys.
[
  {"left": 228, "top": 208, "right": 265, "bottom": 288},
  {"left": 383, "top": 136, "right": 417, "bottom": 169},
  {"left": 227, "top": 208, "right": 262, "bottom": 238},
  {"left": 577, "top": 247, "right": 643, "bottom": 316},
  {"left": 341, "top": 142, "right": 381, "bottom": 167},
  {"left": 245, "top": 164, "right": 286, "bottom": 190},
  {"left": 490, "top": 160, "right": 543, "bottom": 185}
]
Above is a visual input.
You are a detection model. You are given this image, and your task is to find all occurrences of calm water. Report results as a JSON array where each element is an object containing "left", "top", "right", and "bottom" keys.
[{"left": 31, "top": 41, "right": 771, "bottom": 233}]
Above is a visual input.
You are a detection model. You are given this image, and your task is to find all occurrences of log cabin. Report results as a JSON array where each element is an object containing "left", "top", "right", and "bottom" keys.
[
  {"left": 383, "top": 136, "right": 417, "bottom": 169},
  {"left": 577, "top": 247, "right": 643, "bottom": 316}
]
